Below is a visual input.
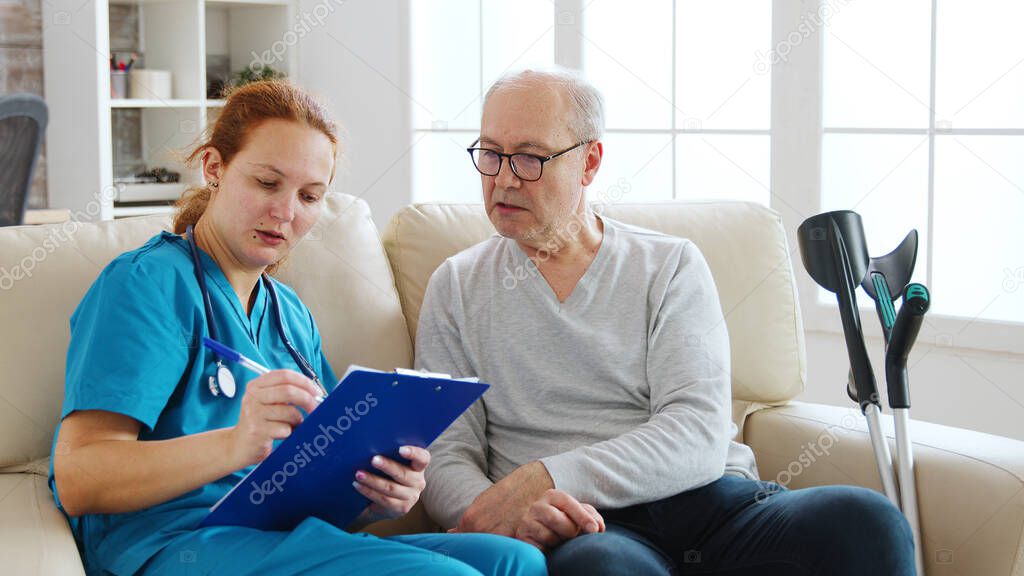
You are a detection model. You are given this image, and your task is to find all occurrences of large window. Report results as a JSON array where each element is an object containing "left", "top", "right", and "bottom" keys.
[
  {"left": 410, "top": 0, "right": 773, "bottom": 206},
  {"left": 822, "top": 0, "right": 1024, "bottom": 324},
  {"left": 410, "top": 1, "right": 555, "bottom": 204},
  {"left": 407, "top": 0, "right": 1023, "bottom": 334},
  {"left": 582, "top": 0, "right": 771, "bottom": 204}
]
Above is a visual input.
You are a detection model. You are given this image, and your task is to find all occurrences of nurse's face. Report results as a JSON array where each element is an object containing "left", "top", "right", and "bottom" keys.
[{"left": 202, "top": 119, "right": 335, "bottom": 271}]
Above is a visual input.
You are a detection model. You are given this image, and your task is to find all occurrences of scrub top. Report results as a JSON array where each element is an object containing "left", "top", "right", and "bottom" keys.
[{"left": 48, "top": 231, "right": 338, "bottom": 576}]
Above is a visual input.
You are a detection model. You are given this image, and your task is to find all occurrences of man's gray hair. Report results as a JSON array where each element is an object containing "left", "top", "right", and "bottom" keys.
[{"left": 483, "top": 67, "right": 605, "bottom": 142}]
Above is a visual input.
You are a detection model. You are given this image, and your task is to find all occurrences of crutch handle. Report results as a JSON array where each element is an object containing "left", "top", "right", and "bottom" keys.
[{"left": 885, "top": 284, "right": 930, "bottom": 408}]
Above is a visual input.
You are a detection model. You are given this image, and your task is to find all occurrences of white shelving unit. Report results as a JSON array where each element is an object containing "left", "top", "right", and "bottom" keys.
[
  {"left": 109, "top": 99, "right": 206, "bottom": 108},
  {"left": 43, "top": 0, "right": 297, "bottom": 220}
]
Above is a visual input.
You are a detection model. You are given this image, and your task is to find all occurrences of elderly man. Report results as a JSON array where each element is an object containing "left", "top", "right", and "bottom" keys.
[{"left": 416, "top": 69, "right": 914, "bottom": 576}]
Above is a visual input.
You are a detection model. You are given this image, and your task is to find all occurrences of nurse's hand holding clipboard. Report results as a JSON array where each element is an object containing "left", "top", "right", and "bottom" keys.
[
  {"left": 352, "top": 445, "right": 431, "bottom": 520},
  {"left": 229, "top": 369, "right": 432, "bottom": 521}
]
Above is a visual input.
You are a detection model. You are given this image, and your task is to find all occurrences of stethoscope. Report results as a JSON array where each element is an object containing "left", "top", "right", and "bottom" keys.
[{"left": 186, "top": 225, "right": 322, "bottom": 398}]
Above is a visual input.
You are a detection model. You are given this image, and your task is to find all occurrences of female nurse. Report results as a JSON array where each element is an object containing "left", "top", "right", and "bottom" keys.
[{"left": 49, "top": 80, "right": 546, "bottom": 576}]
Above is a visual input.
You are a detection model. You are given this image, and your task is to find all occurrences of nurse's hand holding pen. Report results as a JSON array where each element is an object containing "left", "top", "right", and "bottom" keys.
[
  {"left": 203, "top": 338, "right": 324, "bottom": 466},
  {"left": 227, "top": 369, "right": 323, "bottom": 466}
]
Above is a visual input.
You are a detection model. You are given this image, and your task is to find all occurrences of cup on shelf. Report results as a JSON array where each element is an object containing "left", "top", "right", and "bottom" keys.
[
  {"left": 110, "top": 70, "right": 129, "bottom": 99},
  {"left": 128, "top": 69, "right": 173, "bottom": 100}
]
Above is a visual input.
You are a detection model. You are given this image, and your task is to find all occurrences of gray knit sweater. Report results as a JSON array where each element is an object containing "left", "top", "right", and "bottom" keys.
[{"left": 416, "top": 216, "right": 759, "bottom": 529}]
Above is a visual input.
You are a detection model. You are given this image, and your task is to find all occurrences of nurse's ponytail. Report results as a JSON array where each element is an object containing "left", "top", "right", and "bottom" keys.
[{"left": 173, "top": 80, "right": 339, "bottom": 273}]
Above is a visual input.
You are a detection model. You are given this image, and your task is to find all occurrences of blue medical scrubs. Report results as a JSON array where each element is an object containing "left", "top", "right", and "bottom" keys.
[{"left": 48, "top": 231, "right": 545, "bottom": 576}]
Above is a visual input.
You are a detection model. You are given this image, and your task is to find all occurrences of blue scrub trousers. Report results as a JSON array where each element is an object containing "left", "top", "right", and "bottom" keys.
[
  {"left": 141, "top": 516, "right": 547, "bottom": 575},
  {"left": 546, "top": 476, "right": 915, "bottom": 575}
]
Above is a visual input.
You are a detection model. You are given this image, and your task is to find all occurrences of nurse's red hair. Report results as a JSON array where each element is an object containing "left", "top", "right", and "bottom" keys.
[{"left": 173, "top": 80, "right": 339, "bottom": 273}]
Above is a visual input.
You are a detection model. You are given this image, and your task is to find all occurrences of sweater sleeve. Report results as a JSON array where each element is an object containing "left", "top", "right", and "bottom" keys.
[
  {"left": 540, "top": 241, "right": 732, "bottom": 508},
  {"left": 415, "top": 261, "right": 495, "bottom": 529}
]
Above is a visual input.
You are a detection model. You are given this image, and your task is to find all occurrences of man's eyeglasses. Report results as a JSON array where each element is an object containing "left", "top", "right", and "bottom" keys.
[{"left": 467, "top": 140, "right": 589, "bottom": 182}]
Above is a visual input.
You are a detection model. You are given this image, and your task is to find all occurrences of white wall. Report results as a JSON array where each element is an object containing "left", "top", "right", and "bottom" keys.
[
  {"left": 800, "top": 329, "right": 1024, "bottom": 442},
  {"left": 297, "top": 0, "right": 411, "bottom": 230}
]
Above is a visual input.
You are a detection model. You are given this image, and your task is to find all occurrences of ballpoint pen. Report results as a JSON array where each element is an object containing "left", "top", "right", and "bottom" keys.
[{"left": 202, "top": 337, "right": 328, "bottom": 400}]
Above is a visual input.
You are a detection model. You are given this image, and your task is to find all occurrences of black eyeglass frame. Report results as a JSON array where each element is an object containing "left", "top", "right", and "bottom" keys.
[{"left": 466, "top": 139, "right": 590, "bottom": 182}]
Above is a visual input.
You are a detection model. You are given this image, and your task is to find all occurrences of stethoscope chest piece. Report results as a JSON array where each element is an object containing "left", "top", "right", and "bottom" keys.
[{"left": 208, "top": 361, "right": 237, "bottom": 398}]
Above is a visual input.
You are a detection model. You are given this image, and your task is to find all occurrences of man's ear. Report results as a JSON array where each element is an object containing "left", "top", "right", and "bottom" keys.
[
  {"left": 580, "top": 141, "right": 603, "bottom": 187},
  {"left": 201, "top": 147, "right": 225, "bottom": 188}
]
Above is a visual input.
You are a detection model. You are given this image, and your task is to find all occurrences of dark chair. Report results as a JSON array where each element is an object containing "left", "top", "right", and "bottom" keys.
[{"left": 0, "top": 93, "right": 48, "bottom": 226}]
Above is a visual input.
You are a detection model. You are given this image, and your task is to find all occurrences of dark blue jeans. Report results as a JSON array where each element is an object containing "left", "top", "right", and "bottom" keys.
[{"left": 546, "top": 476, "right": 915, "bottom": 575}]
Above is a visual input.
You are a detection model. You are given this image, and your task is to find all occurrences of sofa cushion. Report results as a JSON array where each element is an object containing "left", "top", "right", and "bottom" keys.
[
  {"left": 0, "top": 194, "right": 411, "bottom": 468},
  {"left": 276, "top": 194, "right": 413, "bottom": 375},
  {"left": 0, "top": 471, "right": 84, "bottom": 575},
  {"left": 382, "top": 201, "right": 805, "bottom": 406}
]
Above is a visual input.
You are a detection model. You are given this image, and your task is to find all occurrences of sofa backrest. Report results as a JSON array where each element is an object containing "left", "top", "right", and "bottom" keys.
[
  {"left": 382, "top": 201, "right": 806, "bottom": 407},
  {"left": 0, "top": 194, "right": 411, "bottom": 468}
]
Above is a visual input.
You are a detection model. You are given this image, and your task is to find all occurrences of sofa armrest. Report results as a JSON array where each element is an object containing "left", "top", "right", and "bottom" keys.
[
  {"left": 744, "top": 401, "right": 1024, "bottom": 576},
  {"left": 0, "top": 472, "right": 84, "bottom": 575}
]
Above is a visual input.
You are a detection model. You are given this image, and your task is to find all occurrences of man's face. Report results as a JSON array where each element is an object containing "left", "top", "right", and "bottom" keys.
[{"left": 478, "top": 81, "right": 598, "bottom": 246}]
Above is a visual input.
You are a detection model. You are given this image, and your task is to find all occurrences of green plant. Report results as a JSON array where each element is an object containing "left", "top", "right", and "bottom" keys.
[{"left": 232, "top": 63, "right": 286, "bottom": 87}]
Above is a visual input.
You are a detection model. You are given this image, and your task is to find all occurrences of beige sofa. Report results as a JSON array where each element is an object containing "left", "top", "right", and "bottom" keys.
[{"left": 1, "top": 194, "right": 1022, "bottom": 575}]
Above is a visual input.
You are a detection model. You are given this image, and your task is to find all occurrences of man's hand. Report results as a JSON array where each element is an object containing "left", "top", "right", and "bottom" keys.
[
  {"left": 515, "top": 489, "right": 606, "bottom": 551},
  {"left": 454, "top": 461, "right": 554, "bottom": 536}
]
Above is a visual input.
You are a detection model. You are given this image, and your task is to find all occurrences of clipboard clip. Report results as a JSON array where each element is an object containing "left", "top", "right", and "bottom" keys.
[{"left": 394, "top": 367, "right": 452, "bottom": 379}]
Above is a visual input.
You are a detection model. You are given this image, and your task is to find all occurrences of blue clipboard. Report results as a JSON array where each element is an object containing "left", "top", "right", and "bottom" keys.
[{"left": 198, "top": 366, "right": 488, "bottom": 532}]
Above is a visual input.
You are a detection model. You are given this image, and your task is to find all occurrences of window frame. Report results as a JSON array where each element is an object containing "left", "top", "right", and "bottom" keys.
[{"left": 410, "top": 0, "right": 772, "bottom": 203}]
